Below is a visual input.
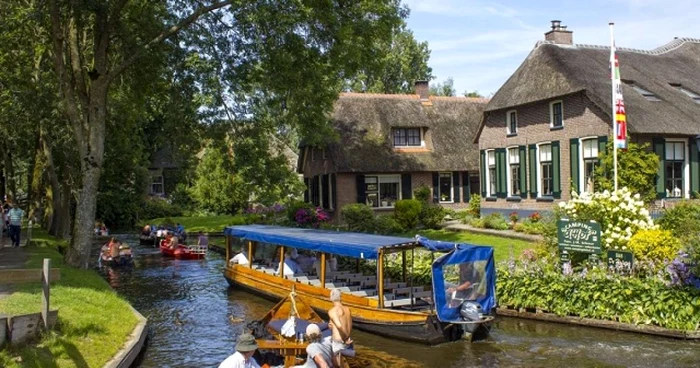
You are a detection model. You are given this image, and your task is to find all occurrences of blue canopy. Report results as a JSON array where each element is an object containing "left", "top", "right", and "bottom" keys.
[
  {"left": 223, "top": 225, "right": 416, "bottom": 260},
  {"left": 417, "top": 237, "right": 497, "bottom": 323}
]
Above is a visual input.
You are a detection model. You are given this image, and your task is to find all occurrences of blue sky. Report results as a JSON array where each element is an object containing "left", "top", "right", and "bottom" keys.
[{"left": 403, "top": 0, "right": 700, "bottom": 96}]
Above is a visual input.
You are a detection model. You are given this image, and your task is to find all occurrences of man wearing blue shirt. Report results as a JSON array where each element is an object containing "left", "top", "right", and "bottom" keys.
[{"left": 8, "top": 203, "right": 24, "bottom": 247}]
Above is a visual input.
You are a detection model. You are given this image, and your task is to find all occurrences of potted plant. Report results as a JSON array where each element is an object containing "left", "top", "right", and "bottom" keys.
[{"left": 381, "top": 198, "right": 389, "bottom": 207}]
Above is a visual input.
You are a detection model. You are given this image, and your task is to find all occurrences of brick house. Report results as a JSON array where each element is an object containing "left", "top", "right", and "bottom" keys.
[
  {"left": 298, "top": 82, "right": 486, "bottom": 216},
  {"left": 476, "top": 20, "right": 700, "bottom": 213}
]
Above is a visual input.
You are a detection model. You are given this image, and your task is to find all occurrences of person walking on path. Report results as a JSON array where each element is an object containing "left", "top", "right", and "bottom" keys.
[{"left": 8, "top": 203, "right": 24, "bottom": 247}]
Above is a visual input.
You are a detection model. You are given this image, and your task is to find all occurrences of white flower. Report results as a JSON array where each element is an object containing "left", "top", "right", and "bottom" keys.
[
  {"left": 622, "top": 246, "right": 628, "bottom": 250},
  {"left": 558, "top": 201, "right": 566, "bottom": 208},
  {"left": 634, "top": 193, "right": 640, "bottom": 200},
  {"left": 606, "top": 238, "right": 613, "bottom": 244}
]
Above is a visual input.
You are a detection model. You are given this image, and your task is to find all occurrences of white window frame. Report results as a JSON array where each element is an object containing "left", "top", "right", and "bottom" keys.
[
  {"left": 506, "top": 147, "right": 520, "bottom": 197},
  {"left": 506, "top": 110, "right": 518, "bottom": 135},
  {"left": 537, "top": 142, "right": 553, "bottom": 197},
  {"left": 485, "top": 150, "right": 496, "bottom": 197},
  {"left": 549, "top": 100, "right": 564, "bottom": 128},
  {"left": 392, "top": 127, "right": 425, "bottom": 148},
  {"left": 664, "top": 138, "right": 689, "bottom": 199},
  {"left": 672, "top": 84, "right": 700, "bottom": 103},
  {"left": 438, "top": 172, "right": 454, "bottom": 203},
  {"left": 579, "top": 137, "right": 599, "bottom": 194},
  {"left": 365, "top": 175, "right": 402, "bottom": 208},
  {"left": 151, "top": 176, "right": 164, "bottom": 195}
]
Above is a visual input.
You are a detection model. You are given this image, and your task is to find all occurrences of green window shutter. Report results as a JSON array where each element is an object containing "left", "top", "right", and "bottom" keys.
[
  {"left": 462, "top": 172, "right": 470, "bottom": 202},
  {"left": 570, "top": 138, "right": 580, "bottom": 195},
  {"left": 331, "top": 174, "right": 337, "bottom": 210},
  {"left": 452, "top": 171, "right": 461, "bottom": 202},
  {"left": 496, "top": 148, "right": 507, "bottom": 198},
  {"left": 303, "top": 178, "right": 310, "bottom": 202},
  {"left": 432, "top": 172, "right": 440, "bottom": 203},
  {"left": 691, "top": 141, "right": 699, "bottom": 196},
  {"left": 518, "top": 146, "right": 527, "bottom": 196},
  {"left": 529, "top": 144, "right": 537, "bottom": 198},
  {"left": 356, "top": 174, "right": 366, "bottom": 204},
  {"left": 401, "top": 174, "right": 412, "bottom": 200},
  {"left": 653, "top": 138, "right": 666, "bottom": 199},
  {"left": 598, "top": 135, "right": 609, "bottom": 158},
  {"left": 552, "top": 141, "right": 561, "bottom": 199},
  {"left": 322, "top": 174, "right": 330, "bottom": 209},
  {"left": 480, "top": 150, "right": 487, "bottom": 197}
]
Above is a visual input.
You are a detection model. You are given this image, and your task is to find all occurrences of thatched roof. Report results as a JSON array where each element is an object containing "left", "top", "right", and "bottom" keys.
[
  {"left": 320, "top": 93, "right": 486, "bottom": 173},
  {"left": 484, "top": 38, "right": 700, "bottom": 135}
]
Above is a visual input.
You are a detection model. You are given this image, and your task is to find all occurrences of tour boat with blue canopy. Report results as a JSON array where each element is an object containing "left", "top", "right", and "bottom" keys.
[{"left": 222, "top": 224, "right": 496, "bottom": 344}]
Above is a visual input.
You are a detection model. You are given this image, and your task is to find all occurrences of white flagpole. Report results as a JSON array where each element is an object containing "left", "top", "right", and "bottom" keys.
[{"left": 610, "top": 22, "right": 618, "bottom": 192}]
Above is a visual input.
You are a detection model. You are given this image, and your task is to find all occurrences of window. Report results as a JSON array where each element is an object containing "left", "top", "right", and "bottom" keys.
[
  {"left": 507, "top": 110, "right": 517, "bottom": 135},
  {"left": 581, "top": 139, "right": 598, "bottom": 193},
  {"left": 624, "top": 81, "right": 661, "bottom": 101},
  {"left": 393, "top": 128, "right": 422, "bottom": 147},
  {"left": 671, "top": 83, "right": 700, "bottom": 103},
  {"left": 322, "top": 148, "right": 327, "bottom": 160},
  {"left": 550, "top": 101, "right": 563, "bottom": 128},
  {"left": 486, "top": 150, "right": 496, "bottom": 197},
  {"left": 539, "top": 144, "right": 553, "bottom": 196},
  {"left": 151, "top": 176, "right": 164, "bottom": 195},
  {"left": 507, "top": 148, "right": 520, "bottom": 196},
  {"left": 365, "top": 175, "right": 400, "bottom": 208},
  {"left": 665, "top": 141, "right": 685, "bottom": 198},
  {"left": 439, "top": 172, "right": 453, "bottom": 202}
]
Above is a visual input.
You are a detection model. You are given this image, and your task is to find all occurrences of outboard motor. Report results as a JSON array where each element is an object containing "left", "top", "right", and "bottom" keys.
[{"left": 459, "top": 301, "right": 484, "bottom": 322}]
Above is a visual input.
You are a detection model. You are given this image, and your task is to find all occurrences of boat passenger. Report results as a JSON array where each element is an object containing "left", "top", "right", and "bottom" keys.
[
  {"left": 230, "top": 248, "right": 249, "bottom": 266},
  {"left": 142, "top": 224, "right": 151, "bottom": 236},
  {"left": 328, "top": 288, "right": 353, "bottom": 367},
  {"left": 169, "top": 235, "right": 179, "bottom": 250},
  {"left": 276, "top": 252, "right": 303, "bottom": 276},
  {"left": 109, "top": 238, "right": 120, "bottom": 258},
  {"left": 295, "top": 324, "right": 333, "bottom": 368},
  {"left": 446, "top": 262, "right": 483, "bottom": 300},
  {"left": 197, "top": 231, "right": 209, "bottom": 247},
  {"left": 218, "top": 332, "right": 260, "bottom": 368}
]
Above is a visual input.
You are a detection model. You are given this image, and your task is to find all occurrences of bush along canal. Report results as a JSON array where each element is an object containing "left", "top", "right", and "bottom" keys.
[{"left": 99, "top": 234, "right": 700, "bottom": 368}]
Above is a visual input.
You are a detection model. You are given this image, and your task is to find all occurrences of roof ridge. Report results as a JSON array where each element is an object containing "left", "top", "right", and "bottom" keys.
[
  {"left": 339, "top": 92, "right": 419, "bottom": 99},
  {"left": 431, "top": 96, "right": 490, "bottom": 103},
  {"left": 537, "top": 37, "right": 700, "bottom": 55}
]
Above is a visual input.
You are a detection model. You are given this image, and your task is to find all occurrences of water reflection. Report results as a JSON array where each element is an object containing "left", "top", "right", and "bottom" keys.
[{"left": 102, "top": 236, "right": 700, "bottom": 368}]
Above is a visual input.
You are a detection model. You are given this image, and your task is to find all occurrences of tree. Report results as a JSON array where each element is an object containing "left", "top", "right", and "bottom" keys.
[
  {"left": 190, "top": 140, "right": 244, "bottom": 214},
  {"left": 44, "top": 0, "right": 404, "bottom": 267},
  {"left": 464, "top": 91, "right": 484, "bottom": 98},
  {"left": 430, "top": 77, "right": 456, "bottom": 96},
  {"left": 594, "top": 141, "right": 660, "bottom": 204},
  {"left": 345, "top": 24, "right": 432, "bottom": 94}
]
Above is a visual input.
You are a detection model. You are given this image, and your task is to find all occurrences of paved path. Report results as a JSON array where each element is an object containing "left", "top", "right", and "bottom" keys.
[{"left": 0, "top": 232, "right": 30, "bottom": 299}]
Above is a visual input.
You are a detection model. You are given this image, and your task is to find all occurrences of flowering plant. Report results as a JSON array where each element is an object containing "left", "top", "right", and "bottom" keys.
[
  {"left": 528, "top": 212, "right": 542, "bottom": 223},
  {"left": 294, "top": 207, "right": 329, "bottom": 228},
  {"left": 558, "top": 187, "right": 657, "bottom": 251},
  {"left": 509, "top": 211, "right": 519, "bottom": 224}
]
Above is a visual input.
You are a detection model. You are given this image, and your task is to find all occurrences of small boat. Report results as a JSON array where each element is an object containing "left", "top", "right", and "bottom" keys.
[
  {"left": 223, "top": 225, "right": 496, "bottom": 345},
  {"left": 99, "top": 244, "right": 134, "bottom": 267},
  {"left": 159, "top": 239, "right": 207, "bottom": 260},
  {"left": 139, "top": 233, "right": 156, "bottom": 246},
  {"left": 249, "top": 288, "right": 351, "bottom": 368}
]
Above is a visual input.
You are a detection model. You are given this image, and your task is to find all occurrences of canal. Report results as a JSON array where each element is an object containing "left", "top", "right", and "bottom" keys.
[{"left": 102, "top": 237, "right": 700, "bottom": 367}]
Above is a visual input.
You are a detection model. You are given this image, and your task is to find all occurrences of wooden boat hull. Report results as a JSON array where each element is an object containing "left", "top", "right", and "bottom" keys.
[
  {"left": 100, "top": 255, "right": 133, "bottom": 267},
  {"left": 224, "top": 265, "right": 462, "bottom": 345},
  {"left": 160, "top": 243, "right": 206, "bottom": 260},
  {"left": 139, "top": 235, "right": 156, "bottom": 246}
]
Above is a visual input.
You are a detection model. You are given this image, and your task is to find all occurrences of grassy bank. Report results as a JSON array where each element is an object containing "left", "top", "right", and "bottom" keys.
[
  {"left": 0, "top": 228, "right": 138, "bottom": 368},
  {"left": 146, "top": 215, "right": 246, "bottom": 233},
  {"left": 406, "top": 229, "right": 534, "bottom": 262}
]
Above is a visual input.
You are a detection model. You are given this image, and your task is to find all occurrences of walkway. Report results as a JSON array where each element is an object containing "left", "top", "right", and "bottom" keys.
[
  {"left": 443, "top": 222, "right": 544, "bottom": 242},
  {"left": 0, "top": 232, "right": 30, "bottom": 299}
]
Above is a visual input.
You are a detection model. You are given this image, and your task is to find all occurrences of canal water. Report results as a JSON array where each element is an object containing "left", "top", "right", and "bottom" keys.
[{"left": 102, "top": 237, "right": 700, "bottom": 367}]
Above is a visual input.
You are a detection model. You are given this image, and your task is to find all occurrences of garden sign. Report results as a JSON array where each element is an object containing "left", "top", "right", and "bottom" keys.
[{"left": 557, "top": 219, "right": 602, "bottom": 254}]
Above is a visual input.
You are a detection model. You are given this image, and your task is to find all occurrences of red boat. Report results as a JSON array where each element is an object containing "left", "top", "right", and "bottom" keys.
[{"left": 159, "top": 240, "right": 207, "bottom": 260}]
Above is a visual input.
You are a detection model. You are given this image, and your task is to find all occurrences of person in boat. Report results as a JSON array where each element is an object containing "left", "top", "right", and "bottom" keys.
[
  {"left": 230, "top": 247, "right": 249, "bottom": 266},
  {"left": 169, "top": 234, "right": 179, "bottom": 250},
  {"left": 328, "top": 288, "right": 353, "bottom": 367},
  {"left": 295, "top": 323, "right": 334, "bottom": 368},
  {"left": 109, "top": 238, "right": 121, "bottom": 259},
  {"left": 197, "top": 231, "right": 209, "bottom": 248},
  {"left": 276, "top": 251, "right": 303, "bottom": 276},
  {"left": 218, "top": 332, "right": 260, "bottom": 368},
  {"left": 446, "top": 262, "right": 483, "bottom": 300},
  {"left": 176, "top": 223, "right": 187, "bottom": 241},
  {"left": 142, "top": 224, "right": 151, "bottom": 237}
]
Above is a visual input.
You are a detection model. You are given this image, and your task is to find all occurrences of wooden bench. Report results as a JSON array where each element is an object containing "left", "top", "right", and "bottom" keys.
[
  {"left": 383, "top": 282, "right": 407, "bottom": 290},
  {"left": 392, "top": 286, "right": 425, "bottom": 296},
  {"left": 350, "top": 290, "right": 377, "bottom": 297},
  {"left": 337, "top": 286, "right": 361, "bottom": 293},
  {"left": 369, "top": 293, "right": 395, "bottom": 301}
]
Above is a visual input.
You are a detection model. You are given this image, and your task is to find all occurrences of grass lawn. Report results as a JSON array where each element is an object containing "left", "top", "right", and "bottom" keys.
[
  {"left": 405, "top": 229, "right": 536, "bottom": 263},
  {"left": 146, "top": 215, "right": 247, "bottom": 233},
  {"left": 0, "top": 228, "right": 138, "bottom": 368}
]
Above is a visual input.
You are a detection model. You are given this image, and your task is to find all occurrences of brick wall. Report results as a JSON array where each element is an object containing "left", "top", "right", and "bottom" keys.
[{"left": 479, "top": 92, "right": 611, "bottom": 212}]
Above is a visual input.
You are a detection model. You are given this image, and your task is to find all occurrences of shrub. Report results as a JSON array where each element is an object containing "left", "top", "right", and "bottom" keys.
[
  {"left": 658, "top": 201, "right": 700, "bottom": 238},
  {"left": 294, "top": 207, "right": 330, "bottom": 228},
  {"left": 341, "top": 203, "right": 375, "bottom": 232},
  {"left": 594, "top": 141, "right": 660, "bottom": 204},
  {"left": 514, "top": 219, "right": 548, "bottom": 235},
  {"left": 557, "top": 187, "right": 657, "bottom": 251},
  {"left": 627, "top": 229, "right": 682, "bottom": 264},
  {"left": 374, "top": 215, "right": 404, "bottom": 235},
  {"left": 509, "top": 211, "right": 519, "bottom": 225},
  {"left": 468, "top": 194, "right": 481, "bottom": 218},
  {"left": 420, "top": 206, "right": 445, "bottom": 229},
  {"left": 413, "top": 185, "right": 432, "bottom": 204},
  {"left": 483, "top": 213, "right": 509, "bottom": 230},
  {"left": 528, "top": 212, "right": 542, "bottom": 223},
  {"left": 393, "top": 199, "right": 422, "bottom": 231},
  {"left": 139, "top": 198, "right": 183, "bottom": 221},
  {"left": 287, "top": 201, "right": 315, "bottom": 223}
]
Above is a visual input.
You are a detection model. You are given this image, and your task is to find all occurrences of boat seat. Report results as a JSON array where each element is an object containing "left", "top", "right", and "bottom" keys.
[
  {"left": 268, "top": 319, "right": 331, "bottom": 338},
  {"left": 361, "top": 279, "right": 377, "bottom": 288},
  {"left": 383, "top": 282, "right": 407, "bottom": 290},
  {"left": 412, "top": 290, "right": 432, "bottom": 298},
  {"left": 337, "top": 286, "right": 361, "bottom": 292},
  {"left": 334, "top": 273, "right": 362, "bottom": 281},
  {"left": 350, "top": 290, "right": 377, "bottom": 297},
  {"left": 392, "top": 286, "right": 425, "bottom": 295},
  {"left": 368, "top": 293, "right": 395, "bottom": 301},
  {"left": 385, "top": 298, "right": 426, "bottom": 308}
]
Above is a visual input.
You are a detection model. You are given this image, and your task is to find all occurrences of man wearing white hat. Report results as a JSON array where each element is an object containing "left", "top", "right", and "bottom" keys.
[
  {"left": 297, "top": 323, "right": 333, "bottom": 368},
  {"left": 219, "top": 332, "right": 260, "bottom": 368}
]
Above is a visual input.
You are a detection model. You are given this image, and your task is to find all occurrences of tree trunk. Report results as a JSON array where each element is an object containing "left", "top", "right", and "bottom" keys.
[
  {"left": 41, "top": 130, "right": 62, "bottom": 235},
  {"left": 4, "top": 149, "right": 15, "bottom": 202},
  {"left": 30, "top": 130, "right": 44, "bottom": 223},
  {"left": 58, "top": 168, "right": 72, "bottom": 240}
]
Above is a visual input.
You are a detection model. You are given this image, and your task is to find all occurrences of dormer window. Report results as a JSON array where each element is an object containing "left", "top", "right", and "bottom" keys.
[
  {"left": 507, "top": 110, "right": 517, "bottom": 135},
  {"left": 393, "top": 128, "right": 422, "bottom": 147},
  {"left": 670, "top": 83, "right": 700, "bottom": 103},
  {"left": 624, "top": 80, "right": 660, "bottom": 101}
]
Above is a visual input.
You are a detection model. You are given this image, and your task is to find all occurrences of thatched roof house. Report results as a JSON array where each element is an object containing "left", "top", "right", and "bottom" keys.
[
  {"left": 299, "top": 83, "right": 487, "bottom": 214},
  {"left": 477, "top": 20, "right": 700, "bottom": 215}
]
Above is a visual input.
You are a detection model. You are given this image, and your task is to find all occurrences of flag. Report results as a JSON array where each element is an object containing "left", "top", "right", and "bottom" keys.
[{"left": 610, "top": 26, "right": 627, "bottom": 150}]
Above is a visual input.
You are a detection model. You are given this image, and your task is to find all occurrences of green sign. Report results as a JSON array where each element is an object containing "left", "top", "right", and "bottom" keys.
[
  {"left": 607, "top": 250, "right": 634, "bottom": 271},
  {"left": 560, "top": 250, "right": 570, "bottom": 263},
  {"left": 557, "top": 219, "right": 602, "bottom": 254}
]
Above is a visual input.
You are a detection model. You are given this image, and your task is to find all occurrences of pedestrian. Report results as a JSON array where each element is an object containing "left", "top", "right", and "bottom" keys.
[
  {"left": 8, "top": 203, "right": 24, "bottom": 247},
  {"left": 218, "top": 332, "right": 261, "bottom": 368},
  {"left": 0, "top": 205, "right": 5, "bottom": 247}
]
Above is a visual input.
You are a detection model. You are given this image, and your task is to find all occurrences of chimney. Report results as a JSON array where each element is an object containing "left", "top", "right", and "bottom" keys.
[
  {"left": 544, "top": 20, "right": 573, "bottom": 45},
  {"left": 415, "top": 80, "right": 429, "bottom": 100}
]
